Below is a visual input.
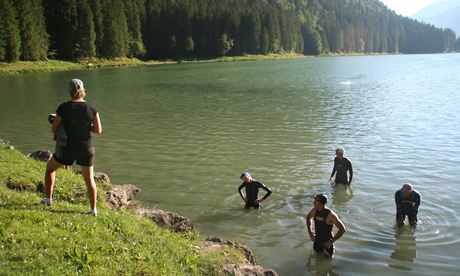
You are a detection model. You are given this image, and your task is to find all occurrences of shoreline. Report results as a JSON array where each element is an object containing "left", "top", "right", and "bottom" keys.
[
  {"left": 0, "top": 141, "right": 278, "bottom": 275},
  {"left": 0, "top": 53, "right": 314, "bottom": 76}
]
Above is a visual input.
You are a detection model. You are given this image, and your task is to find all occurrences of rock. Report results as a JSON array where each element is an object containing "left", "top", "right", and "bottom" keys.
[
  {"left": 5, "top": 177, "right": 36, "bottom": 192},
  {"left": 132, "top": 207, "right": 195, "bottom": 233},
  {"left": 105, "top": 185, "right": 140, "bottom": 209},
  {"left": 205, "top": 236, "right": 256, "bottom": 265},
  {"left": 222, "top": 264, "right": 278, "bottom": 276},
  {"left": 27, "top": 150, "right": 52, "bottom": 162},
  {"left": 94, "top": 172, "right": 110, "bottom": 184}
]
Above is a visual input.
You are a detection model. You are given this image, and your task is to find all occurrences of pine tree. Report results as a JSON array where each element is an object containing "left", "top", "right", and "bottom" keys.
[
  {"left": 101, "top": 0, "right": 129, "bottom": 57},
  {"left": 15, "top": 0, "right": 49, "bottom": 61},
  {"left": 0, "top": 0, "right": 21, "bottom": 62},
  {"left": 76, "top": 0, "right": 96, "bottom": 58},
  {"left": 89, "top": 0, "right": 104, "bottom": 57},
  {"left": 124, "top": 0, "right": 146, "bottom": 57},
  {"left": 43, "top": 0, "right": 78, "bottom": 59}
]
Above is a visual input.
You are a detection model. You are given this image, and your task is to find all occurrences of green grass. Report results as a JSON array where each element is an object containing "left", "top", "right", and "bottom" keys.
[
  {"left": 0, "top": 140, "right": 244, "bottom": 275},
  {"left": 0, "top": 60, "right": 83, "bottom": 75},
  {"left": 0, "top": 53, "right": 307, "bottom": 75}
]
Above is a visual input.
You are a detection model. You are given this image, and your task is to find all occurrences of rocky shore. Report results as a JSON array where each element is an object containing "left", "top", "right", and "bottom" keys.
[{"left": 26, "top": 150, "right": 278, "bottom": 275}]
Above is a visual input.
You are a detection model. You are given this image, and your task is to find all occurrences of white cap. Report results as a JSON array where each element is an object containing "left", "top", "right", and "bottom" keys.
[{"left": 69, "top": 79, "right": 84, "bottom": 92}]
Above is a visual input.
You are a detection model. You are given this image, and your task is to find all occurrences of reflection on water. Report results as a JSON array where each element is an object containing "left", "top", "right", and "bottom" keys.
[
  {"left": 390, "top": 225, "right": 417, "bottom": 270},
  {"left": 331, "top": 184, "right": 353, "bottom": 208},
  {"left": 306, "top": 250, "right": 338, "bottom": 276}
]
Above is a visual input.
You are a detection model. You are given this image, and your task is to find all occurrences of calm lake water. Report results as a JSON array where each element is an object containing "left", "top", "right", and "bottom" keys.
[{"left": 1, "top": 54, "right": 460, "bottom": 275}]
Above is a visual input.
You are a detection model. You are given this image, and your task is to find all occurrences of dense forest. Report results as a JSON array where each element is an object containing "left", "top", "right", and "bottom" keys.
[{"left": 0, "top": 0, "right": 459, "bottom": 62}]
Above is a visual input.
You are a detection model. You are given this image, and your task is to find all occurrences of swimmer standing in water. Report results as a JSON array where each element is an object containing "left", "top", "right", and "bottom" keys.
[
  {"left": 395, "top": 183, "right": 421, "bottom": 227},
  {"left": 306, "top": 194, "right": 346, "bottom": 257},
  {"left": 238, "top": 172, "right": 272, "bottom": 209},
  {"left": 330, "top": 148, "right": 353, "bottom": 186}
]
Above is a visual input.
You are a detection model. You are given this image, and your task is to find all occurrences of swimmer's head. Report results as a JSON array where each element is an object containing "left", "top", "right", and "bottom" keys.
[
  {"left": 335, "top": 148, "right": 344, "bottom": 154},
  {"left": 402, "top": 183, "right": 413, "bottom": 196},
  {"left": 315, "top": 194, "right": 328, "bottom": 205},
  {"left": 240, "top": 172, "right": 252, "bottom": 183}
]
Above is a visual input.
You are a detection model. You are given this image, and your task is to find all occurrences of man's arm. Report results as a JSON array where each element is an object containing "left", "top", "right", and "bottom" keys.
[
  {"left": 259, "top": 183, "right": 272, "bottom": 201},
  {"left": 238, "top": 183, "right": 247, "bottom": 203},
  {"left": 324, "top": 212, "right": 346, "bottom": 248},
  {"left": 414, "top": 192, "right": 421, "bottom": 211},
  {"left": 306, "top": 208, "right": 316, "bottom": 241},
  {"left": 330, "top": 159, "right": 337, "bottom": 180},
  {"left": 348, "top": 159, "right": 353, "bottom": 183},
  {"left": 395, "top": 191, "right": 402, "bottom": 212}
]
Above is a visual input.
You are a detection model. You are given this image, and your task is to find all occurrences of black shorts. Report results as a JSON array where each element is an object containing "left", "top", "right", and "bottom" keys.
[
  {"left": 314, "top": 240, "right": 334, "bottom": 256},
  {"left": 54, "top": 145, "right": 95, "bottom": 166},
  {"left": 396, "top": 210, "right": 417, "bottom": 222},
  {"left": 245, "top": 203, "right": 260, "bottom": 209}
]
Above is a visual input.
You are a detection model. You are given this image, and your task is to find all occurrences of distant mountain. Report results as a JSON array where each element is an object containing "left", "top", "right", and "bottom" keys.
[{"left": 412, "top": 0, "right": 460, "bottom": 36}]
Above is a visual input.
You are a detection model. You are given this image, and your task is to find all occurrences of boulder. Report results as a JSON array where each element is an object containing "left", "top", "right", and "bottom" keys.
[
  {"left": 27, "top": 150, "right": 52, "bottom": 162},
  {"left": 94, "top": 172, "right": 110, "bottom": 184},
  {"left": 205, "top": 236, "right": 256, "bottom": 265},
  {"left": 132, "top": 207, "right": 195, "bottom": 233},
  {"left": 105, "top": 184, "right": 140, "bottom": 209},
  {"left": 222, "top": 264, "right": 278, "bottom": 276}
]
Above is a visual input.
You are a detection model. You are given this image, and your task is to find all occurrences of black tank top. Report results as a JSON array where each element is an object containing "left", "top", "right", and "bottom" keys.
[{"left": 314, "top": 208, "right": 333, "bottom": 241}]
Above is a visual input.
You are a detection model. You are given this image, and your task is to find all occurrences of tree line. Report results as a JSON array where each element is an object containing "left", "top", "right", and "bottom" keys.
[{"left": 0, "top": 0, "right": 459, "bottom": 62}]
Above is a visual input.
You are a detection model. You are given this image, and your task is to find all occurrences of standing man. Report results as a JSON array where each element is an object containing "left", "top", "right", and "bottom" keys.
[
  {"left": 330, "top": 148, "right": 353, "bottom": 186},
  {"left": 238, "top": 172, "right": 272, "bottom": 209},
  {"left": 395, "top": 183, "right": 421, "bottom": 227},
  {"left": 306, "top": 194, "right": 346, "bottom": 257}
]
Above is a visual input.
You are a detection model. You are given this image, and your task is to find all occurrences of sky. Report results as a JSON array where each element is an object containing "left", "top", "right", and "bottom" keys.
[{"left": 379, "top": 0, "right": 442, "bottom": 16}]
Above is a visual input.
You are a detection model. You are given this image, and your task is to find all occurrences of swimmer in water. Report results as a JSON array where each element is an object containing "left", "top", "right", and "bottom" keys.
[
  {"left": 306, "top": 194, "right": 346, "bottom": 257},
  {"left": 238, "top": 172, "right": 272, "bottom": 209},
  {"left": 330, "top": 148, "right": 353, "bottom": 186},
  {"left": 395, "top": 183, "right": 421, "bottom": 227}
]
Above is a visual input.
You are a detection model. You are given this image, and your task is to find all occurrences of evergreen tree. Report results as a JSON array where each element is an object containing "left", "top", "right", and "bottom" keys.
[
  {"left": 0, "top": 0, "right": 21, "bottom": 62},
  {"left": 43, "top": 0, "right": 78, "bottom": 59},
  {"left": 123, "top": 0, "right": 145, "bottom": 57},
  {"left": 75, "top": 0, "right": 96, "bottom": 58},
  {"left": 89, "top": 0, "right": 104, "bottom": 57},
  {"left": 14, "top": 0, "right": 49, "bottom": 61},
  {"left": 100, "top": 0, "right": 129, "bottom": 57}
]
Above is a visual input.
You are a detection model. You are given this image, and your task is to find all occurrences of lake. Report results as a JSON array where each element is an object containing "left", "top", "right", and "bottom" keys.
[{"left": 1, "top": 54, "right": 460, "bottom": 275}]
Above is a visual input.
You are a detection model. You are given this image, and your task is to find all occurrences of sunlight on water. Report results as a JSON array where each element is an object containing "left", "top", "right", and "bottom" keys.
[{"left": 1, "top": 54, "right": 460, "bottom": 275}]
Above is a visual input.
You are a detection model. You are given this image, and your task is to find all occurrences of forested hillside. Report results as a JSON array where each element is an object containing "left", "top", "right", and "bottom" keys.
[{"left": 0, "top": 0, "right": 457, "bottom": 62}]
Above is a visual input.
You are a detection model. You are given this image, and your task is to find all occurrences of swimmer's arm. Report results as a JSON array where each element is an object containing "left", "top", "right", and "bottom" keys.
[
  {"left": 348, "top": 160, "right": 353, "bottom": 183},
  {"left": 259, "top": 183, "right": 272, "bottom": 201},
  {"left": 330, "top": 212, "right": 346, "bottom": 243},
  {"left": 91, "top": 112, "right": 102, "bottom": 134},
  {"left": 306, "top": 208, "right": 316, "bottom": 241},
  {"left": 330, "top": 160, "right": 337, "bottom": 179},
  {"left": 238, "top": 183, "right": 247, "bottom": 202},
  {"left": 414, "top": 193, "right": 421, "bottom": 211},
  {"left": 395, "top": 191, "right": 402, "bottom": 211}
]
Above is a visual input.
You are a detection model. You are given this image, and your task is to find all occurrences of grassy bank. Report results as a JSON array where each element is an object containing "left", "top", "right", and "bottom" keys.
[
  {"left": 0, "top": 140, "right": 243, "bottom": 275},
  {"left": 0, "top": 53, "right": 306, "bottom": 75}
]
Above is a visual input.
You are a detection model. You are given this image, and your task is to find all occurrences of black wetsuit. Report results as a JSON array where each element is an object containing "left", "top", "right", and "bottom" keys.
[
  {"left": 54, "top": 101, "right": 98, "bottom": 166},
  {"left": 331, "top": 157, "right": 353, "bottom": 185},
  {"left": 395, "top": 189, "right": 421, "bottom": 222},
  {"left": 238, "top": 180, "right": 272, "bottom": 208},
  {"left": 313, "top": 208, "right": 334, "bottom": 255}
]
